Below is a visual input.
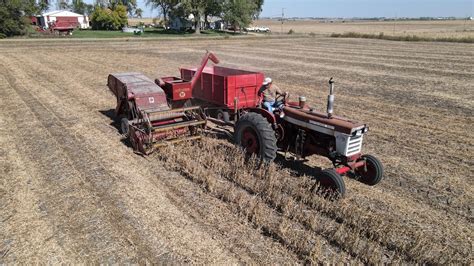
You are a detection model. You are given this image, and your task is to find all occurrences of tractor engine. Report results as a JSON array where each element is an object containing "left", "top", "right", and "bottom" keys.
[{"left": 278, "top": 107, "right": 368, "bottom": 164}]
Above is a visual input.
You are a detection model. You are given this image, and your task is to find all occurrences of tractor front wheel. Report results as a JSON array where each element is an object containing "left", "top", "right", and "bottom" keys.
[
  {"left": 313, "top": 169, "right": 346, "bottom": 198},
  {"left": 234, "top": 112, "right": 277, "bottom": 162},
  {"left": 355, "top": 154, "right": 383, "bottom": 186}
]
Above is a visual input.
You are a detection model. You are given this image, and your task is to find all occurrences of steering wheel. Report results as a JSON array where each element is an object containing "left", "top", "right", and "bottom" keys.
[{"left": 275, "top": 92, "right": 289, "bottom": 104}]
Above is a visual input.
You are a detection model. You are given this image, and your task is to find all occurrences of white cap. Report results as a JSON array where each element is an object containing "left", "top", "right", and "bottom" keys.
[{"left": 262, "top": 77, "right": 272, "bottom": 85}]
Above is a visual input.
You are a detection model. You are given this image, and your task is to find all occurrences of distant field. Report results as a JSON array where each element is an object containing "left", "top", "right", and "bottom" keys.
[
  {"left": 128, "top": 17, "right": 156, "bottom": 26},
  {"left": 255, "top": 19, "right": 474, "bottom": 38}
]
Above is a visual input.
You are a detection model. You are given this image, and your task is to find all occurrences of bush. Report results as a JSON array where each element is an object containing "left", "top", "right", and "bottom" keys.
[
  {"left": 309, "top": 32, "right": 316, "bottom": 37},
  {"left": 0, "top": 2, "right": 30, "bottom": 37},
  {"left": 90, "top": 4, "right": 128, "bottom": 30},
  {"left": 288, "top": 29, "right": 295, "bottom": 35}
]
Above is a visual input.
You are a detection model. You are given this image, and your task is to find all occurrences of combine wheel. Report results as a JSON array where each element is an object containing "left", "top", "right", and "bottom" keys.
[
  {"left": 120, "top": 117, "right": 130, "bottom": 137},
  {"left": 234, "top": 112, "right": 277, "bottom": 162},
  {"left": 216, "top": 109, "right": 230, "bottom": 123},
  {"left": 313, "top": 169, "right": 346, "bottom": 198},
  {"left": 129, "top": 128, "right": 150, "bottom": 155},
  {"left": 355, "top": 155, "right": 383, "bottom": 186}
]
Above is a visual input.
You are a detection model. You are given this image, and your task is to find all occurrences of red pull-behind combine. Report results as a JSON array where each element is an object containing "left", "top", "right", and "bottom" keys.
[{"left": 107, "top": 52, "right": 383, "bottom": 196}]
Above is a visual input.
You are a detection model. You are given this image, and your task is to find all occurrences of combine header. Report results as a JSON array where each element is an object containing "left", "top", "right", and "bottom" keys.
[{"left": 107, "top": 52, "right": 383, "bottom": 196}]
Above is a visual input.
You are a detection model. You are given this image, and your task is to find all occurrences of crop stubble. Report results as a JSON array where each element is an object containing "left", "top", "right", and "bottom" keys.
[{"left": 0, "top": 36, "right": 472, "bottom": 263}]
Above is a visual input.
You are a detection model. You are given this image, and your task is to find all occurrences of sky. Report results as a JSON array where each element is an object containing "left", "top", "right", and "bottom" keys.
[
  {"left": 78, "top": 0, "right": 474, "bottom": 18},
  {"left": 260, "top": 0, "right": 474, "bottom": 18}
]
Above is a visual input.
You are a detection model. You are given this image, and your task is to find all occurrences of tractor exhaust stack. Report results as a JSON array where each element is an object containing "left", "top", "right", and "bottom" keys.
[{"left": 327, "top": 77, "right": 335, "bottom": 118}]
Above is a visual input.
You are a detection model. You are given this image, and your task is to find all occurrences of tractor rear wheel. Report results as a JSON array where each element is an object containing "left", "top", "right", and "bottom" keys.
[
  {"left": 234, "top": 112, "right": 277, "bottom": 162},
  {"left": 313, "top": 169, "right": 346, "bottom": 198},
  {"left": 355, "top": 154, "right": 383, "bottom": 186}
]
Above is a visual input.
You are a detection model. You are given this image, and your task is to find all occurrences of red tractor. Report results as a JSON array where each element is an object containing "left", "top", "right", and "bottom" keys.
[{"left": 107, "top": 52, "right": 383, "bottom": 196}]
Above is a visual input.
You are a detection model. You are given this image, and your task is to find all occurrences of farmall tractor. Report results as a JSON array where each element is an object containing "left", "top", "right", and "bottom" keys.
[{"left": 107, "top": 52, "right": 383, "bottom": 196}]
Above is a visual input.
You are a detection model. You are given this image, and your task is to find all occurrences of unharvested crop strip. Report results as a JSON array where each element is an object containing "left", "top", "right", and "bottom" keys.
[{"left": 156, "top": 137, "right": 471, "bottom": 264}]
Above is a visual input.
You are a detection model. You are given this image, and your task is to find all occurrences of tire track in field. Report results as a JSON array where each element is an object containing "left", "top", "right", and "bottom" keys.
[
  {"left": 0, "top": 76, "right": 75, "bottom": 263},
  {"left": 0, "top": 64, "right": 172, "bottom": 263}
]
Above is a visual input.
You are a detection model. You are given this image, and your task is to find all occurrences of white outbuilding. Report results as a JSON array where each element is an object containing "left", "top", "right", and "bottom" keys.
[{"left": 36, "top": 10, "right": 89, "bottom": 29}]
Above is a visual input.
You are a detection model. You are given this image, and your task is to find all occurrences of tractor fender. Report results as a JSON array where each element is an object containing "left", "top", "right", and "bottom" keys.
[{"left": 246, "top": 108, "right": 276, "bottom": 125}]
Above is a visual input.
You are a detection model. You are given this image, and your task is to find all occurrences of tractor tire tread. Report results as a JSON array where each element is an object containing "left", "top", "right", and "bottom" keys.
[
  {"left": 360, "top": 154, "right": 384, "bottom": 186},
  {"left": 235, "top": 112, "right": 277, "bottom": 162},
  {"left": 319, "top": 169, "right": 346, "bottom": 197}
]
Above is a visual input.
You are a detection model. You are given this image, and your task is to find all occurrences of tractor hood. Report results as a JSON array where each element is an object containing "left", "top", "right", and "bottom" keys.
[{"left": 282, "top": 106, "right": 366, "bottom": 135}]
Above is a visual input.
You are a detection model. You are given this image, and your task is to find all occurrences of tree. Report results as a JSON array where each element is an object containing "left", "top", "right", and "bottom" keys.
[
  {"left": 203, "top": 0, "right": 222, "bottom": 29},
  {"left": 94, "top": 0, "right": 108, "bottom": 7},
  {"left": 109, "top": 0, "right": 137, "bottom": 16},
  {"left": 253, "top": 0, "right": 263, "bottom": 19},
  {"left": 90, "top": 4, "right": 128, "bottom": 30},
  {"left": 71, "top": 0, "right": 86, "bottom": 14},
  {"left": 0, "top": 0, "right": 39, "bottom": 38},
  {"left": 222, "top": 0, "right": 256, "bottom": 31},
  {"left": 0, "top": 0, "right": 26, "bottom": 38},
  {"left": 37, "top": 0, "right": 50, "bottom": 12},
  {"left": 58, "top": 0, "right": 70, "bottom": 9},
  {"left": 146, "top": 0, "right": 178, "bottom": 25},
  {"left": 135, "top": 7, "right": 142, "bottom": 18},
  {"left": 182, "top": 0, "right": 206, "bottom": 34},
  {"left": 84, "top": 3, "right": 94, "bottom": 15}
]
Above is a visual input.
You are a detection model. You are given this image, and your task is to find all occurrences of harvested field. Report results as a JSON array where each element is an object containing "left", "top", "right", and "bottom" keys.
[
  {"left": 0, "top": 36, "right": 472, "bottom": 263},
  {"left": 257, "top": 19, "right": 474, "bottom": 38}
]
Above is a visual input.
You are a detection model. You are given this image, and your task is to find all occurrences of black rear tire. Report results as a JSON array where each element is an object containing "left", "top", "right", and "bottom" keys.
[
  {"left": 234, "top": 112, "right": 277, "bottom": 162},
  {"left": 313, "top": 169, "right": 346, "bottom": 198},
  {"left": 355, "top": 154, "right": 383, "bottom": 186}
]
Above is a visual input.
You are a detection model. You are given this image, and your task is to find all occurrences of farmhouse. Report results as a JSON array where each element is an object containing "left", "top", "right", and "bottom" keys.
[{"left": 34, "top": 10, "right": 89, "bottom": 29}]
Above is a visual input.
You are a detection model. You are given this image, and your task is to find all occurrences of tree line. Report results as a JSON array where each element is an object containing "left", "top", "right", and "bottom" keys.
[
  {"left": 145, "top": 0, "right": 264, "bottom": 33},
  {"left": 0, "top": 0, "right": 264, "bottom": 37}
]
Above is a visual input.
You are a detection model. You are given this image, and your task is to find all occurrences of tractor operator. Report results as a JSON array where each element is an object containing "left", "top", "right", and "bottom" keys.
[{"left": 258, "top": 77, "right": 287, "bottom": 112}]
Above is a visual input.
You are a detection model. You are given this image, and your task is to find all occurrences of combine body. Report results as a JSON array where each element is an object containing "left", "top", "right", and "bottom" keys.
[
  {"left": 107, "top": 73, "right": 205, "bottom": 154},
  {"left": 107, "top": 52, "right": 383, "bottom": 197}
]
